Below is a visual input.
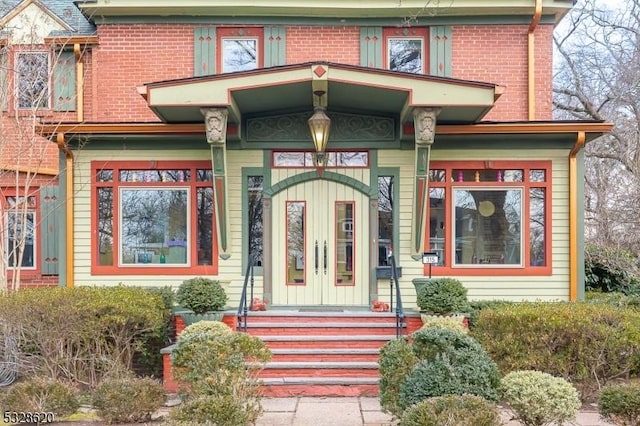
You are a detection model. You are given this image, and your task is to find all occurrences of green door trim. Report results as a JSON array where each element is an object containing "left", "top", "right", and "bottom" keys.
[{"left": 264, "top": 170, "right": 374, "bottom": 198}]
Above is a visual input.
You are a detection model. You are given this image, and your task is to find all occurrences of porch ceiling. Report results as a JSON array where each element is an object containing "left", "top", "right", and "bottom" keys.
[{"left": 140, "top": 62, "right": 501, "bottom": 127}]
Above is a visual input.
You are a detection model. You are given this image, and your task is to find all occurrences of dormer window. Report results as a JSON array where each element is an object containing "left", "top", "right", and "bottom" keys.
[{"left": 16, "top": 51, "right": 49, "bottom": 109}]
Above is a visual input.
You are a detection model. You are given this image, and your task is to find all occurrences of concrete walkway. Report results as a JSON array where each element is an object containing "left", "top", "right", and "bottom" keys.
[{"left": 254, "top": 397, "right": 616, "bottom": 426}]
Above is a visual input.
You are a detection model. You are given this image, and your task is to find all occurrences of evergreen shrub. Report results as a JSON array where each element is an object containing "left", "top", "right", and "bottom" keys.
[
  {"left": 399, "top": 394, "right": 502, "bottom": 426},
  {"left": 599, "top": 382, "right": 640, "bottom": 426}
]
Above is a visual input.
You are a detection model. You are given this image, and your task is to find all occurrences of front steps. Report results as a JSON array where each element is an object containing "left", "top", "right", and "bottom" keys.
[
  {"left": 241, "top": 310, "right": 422, "bottom": 397},
  {"left": 162, "top": 309, "right": 423, "bottom": 397}
]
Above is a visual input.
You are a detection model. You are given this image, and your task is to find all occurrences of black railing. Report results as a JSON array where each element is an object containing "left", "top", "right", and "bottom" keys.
[
  {"left": 237, "top": 254, "right": 257, "bottom": 332},
  {"left": 388, "top": 253, "right": 405, "bottom": 338}
]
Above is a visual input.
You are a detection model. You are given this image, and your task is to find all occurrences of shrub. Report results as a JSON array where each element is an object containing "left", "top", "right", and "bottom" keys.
[
  {"left": 501, "top": 370, "right": 581, "bottom": 426},
  {"left": 169, "top": 394, "right": 262, "bottom": 426},
  {"left": 92, "top": 375, "right": 165, "bottom": 424},
  {"left": 0, "top": 286, "right": 167, "bottom": 388},
  {"left": 471, "top": 301, "right": 640, "bottom": 397},
  {"left": 176, "top": 277, "right": 228, "bottom": 314},
  {"left": 466, "top": 299, "right": 514, "bottom": 328},
  {"left": 416, "top": 277, "right": 469, "bottom": 315},
  {"left": 0, "top": 377, "right": 79, "bottom": 417},
  {"left": 379, "top": 337, "right": 417, "bottom": 417},
  {"left": 399, "top": 346, "right": 501, "bottom": 407},
  {"left": 170, "top": 326, "right": 271, "bottom": 424},
  {"left": 419, "top": 313, "right": 467, "bottom": 333},
  {"left": 399, "top": 394, "right": 502, "bottom": 426},
  {"left": 178, "top": 320, "right": 232, "bottom": 339},
  {"left": 411, "top": 327, "right": 481, "bottom": 360},
  {"left": 585, "top": 244, "right": 640, "bottom": 294},
  {"left": 599, "top": 382, "right": 640, "bottom": 426}
]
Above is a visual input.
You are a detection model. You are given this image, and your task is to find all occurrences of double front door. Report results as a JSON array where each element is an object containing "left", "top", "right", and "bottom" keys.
[{"left": 271, "top": 179, "right": 369, "bottom": 306}]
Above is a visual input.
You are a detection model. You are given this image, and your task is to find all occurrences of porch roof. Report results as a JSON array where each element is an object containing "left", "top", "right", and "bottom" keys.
[{"left": 138, "top": 62, "right": 503, "bottom": 127}]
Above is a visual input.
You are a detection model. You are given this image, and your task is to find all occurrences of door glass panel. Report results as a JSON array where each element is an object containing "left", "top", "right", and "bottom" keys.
[
  {"left": 336, "top": 202, "right": 354, "bottom": 285},
  {"left": 287, "top": 201, "right": 305, "bottom": 285}
]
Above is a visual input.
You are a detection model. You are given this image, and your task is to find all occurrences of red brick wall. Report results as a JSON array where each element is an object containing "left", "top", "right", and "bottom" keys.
[
  {"left": 452, "top": 24, "right": 553, "bottom": 121},
  {"left": 286, "top": 26, "right": 360, "bottom": 64},
  {"left": 88, "top": 24, "right": 194, "bottom": 122}
]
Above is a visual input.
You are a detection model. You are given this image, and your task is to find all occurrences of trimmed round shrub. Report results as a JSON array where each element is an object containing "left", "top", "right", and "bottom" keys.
[
  {"left": 471, "top": 302, "right": 640, "bottom": 397},
  {"left": 399, "top": 394, "right": 502, "bottom": 426},
  {"left": 411, "top": 327, "right": 481, "bottom": 360},
  {"left": 169, "top": 394, "right": 262, "bottom": 426},
  {"left": 599, "top": 382, "right": 640, "bottom": 426},
  {"left": 501, "top": 370, "right": 581, "bottom": 426},
  {"left": 0, "top": 377, "right": 79, "bottom": 417},
  {"left": 92, "top": 376, "right": 165, "bottom": 424},
  {"left": 176, "top": 277, "right": 228, "bottom": 314},
  {"left": 178, "top": 320, "right": 232, "bottom": 339},
  {"left": 416, "top": 277, "right": 469, "bottom": 315},
  {"left": 378, "top": 337, "right": 418, "bottom": 417},
  {"left": 399, "top": 346, "right": 501, "bottom": 408},
  {"left": 419, "top": 313, "right": 468, "bottom": 333}
]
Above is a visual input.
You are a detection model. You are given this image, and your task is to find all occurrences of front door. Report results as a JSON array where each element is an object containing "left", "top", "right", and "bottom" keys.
[{"left": 272, "top": 179, "right": 369, "bottom": 306}]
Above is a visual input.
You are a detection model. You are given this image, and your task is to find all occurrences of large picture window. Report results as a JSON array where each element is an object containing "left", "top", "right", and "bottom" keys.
[
  {"left": 427, "top": 161, "right": 551, "bottom": 275},
  {"left": 92, "top": 161, "right": 216, "bottom": 275}
]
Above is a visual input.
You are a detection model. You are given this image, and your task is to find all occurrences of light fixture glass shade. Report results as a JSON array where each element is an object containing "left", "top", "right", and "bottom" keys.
[{"left": 308, "top": 106, "right": 331, "bottom": 153}]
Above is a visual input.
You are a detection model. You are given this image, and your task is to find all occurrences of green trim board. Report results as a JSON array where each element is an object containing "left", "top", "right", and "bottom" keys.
[
  {"left": 372, "top": 164, "right": 400, "bottom": 270},
  {"left": 57, "top": 151, "right": 67, "bottom": 287},
  {"left": 264, "top": 170, "right": 374, "bottom": 198},
  {"left": 209, "top": 145, "right": 231, "bottom": 259},
  {"left": 430, "top": 26, "right": 452, "bottom": 77},
  {"left": 360, "top": 27, "right": 382, "bottom": 68},
  {"left": 264, "top": 26, "right": 286, "bottom": 67}
]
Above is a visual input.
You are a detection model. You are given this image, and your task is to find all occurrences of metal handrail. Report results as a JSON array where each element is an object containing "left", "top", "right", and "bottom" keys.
[
  {"left": 388, "top": 253, "right": 405, "bottom": 338},
  {"left": 237, "top": 254, "right": 257, "bottom": 332}
]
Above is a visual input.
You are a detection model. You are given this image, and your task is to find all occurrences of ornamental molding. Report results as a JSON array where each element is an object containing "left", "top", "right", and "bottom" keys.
[{"left": 246, "top": 111, "right": 395, "bottom": 143}]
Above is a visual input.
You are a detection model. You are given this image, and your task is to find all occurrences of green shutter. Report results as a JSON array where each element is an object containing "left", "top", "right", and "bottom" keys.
[
  {"left": 53, "top": 50, "right": 76, "bottom": 111},
  {"left": 194, "top": 27, "right": 216, "bottom": 76},
  {"left": 40, "top": 186, "right": 59, "bottom": 275},
  {"left": 360, "top": 27, "right": 383, "bottom": 68},
  {"left": 0, "top": 50, "right": 8, "bottom": 111},
  {"left": 264, "top": 26, "right": 286, "bottom": 67},
  {"left": 430, "top": 26, "right": 452, "bottom": 77}
]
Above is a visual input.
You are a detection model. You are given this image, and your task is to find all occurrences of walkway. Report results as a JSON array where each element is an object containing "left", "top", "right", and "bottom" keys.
[{"left": 254, "top": 397, "right": 616, "bottom": 426}]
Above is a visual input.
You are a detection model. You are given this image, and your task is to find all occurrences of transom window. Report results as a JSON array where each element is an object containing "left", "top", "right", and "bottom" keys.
[
  {"left": 218, "top": 27, "right": 263, "bottom": 73},
  {"left": 92, "top": 161, "right": 216, "bottom": 275},
  {"left": 384, "top": 28, "right": 429, "bottom": 74},
  {"left": 273, "top": 151, "right": 369, "bottom": 168},
  {"left": 16, "top": 52, "right": 49, "bottom": 109},
  {"left": 3, "top": 195, "right": 37, "bottom": 269},
  {"left": 427, "top": 161, "right": 551, "bottom": 275}
]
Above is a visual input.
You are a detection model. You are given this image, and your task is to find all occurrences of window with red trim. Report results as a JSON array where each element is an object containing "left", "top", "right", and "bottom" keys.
[
  {"left": 383, "top": 27, "right": 429, "bottom": 74},
  {"left": 272, "top": 151, "right": 369, "bottom": 168},
  {"left": 217, "top": 27, "right": 264, "bottom": 73},
  {"left": 92, "top": 161, "right": 217, "bottom": 275},
  {"left": 427, "top": 161, "right": 551, "bottom": 275},
  {"left": 2, "top": 193, "right": 38, "bottom": 270}
]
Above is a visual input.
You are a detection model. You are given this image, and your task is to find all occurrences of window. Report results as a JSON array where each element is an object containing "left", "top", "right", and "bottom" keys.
[
  {"left": 92, "top": 161, "right": 217, "bottom": 274},
  {"left": 273, "top": 151, "right": 369, "bottom": 168},
  {"left": 16, "top": 52, "right": 49, "bottom": 109},
  {"left": 247, "top": 175, "right": 263, "bottom": 267},
  {"left": 384, "top": 28, "right": 429, "bottom": 74},
  {"left": 378, "top": 176, "right": 394, "bottom": 266},
  {"left": 4, "top": 196, "right": 37, "bottom": 269},
  {"left": 218, "top": 27, "right": 263, "bottom": 73},
  {"left": 427, "top": 161, "right": 551, "bottom": 275}
]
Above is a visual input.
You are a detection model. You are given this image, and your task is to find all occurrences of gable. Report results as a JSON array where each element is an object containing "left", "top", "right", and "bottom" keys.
[{"left": 1, "top": 1, "right": 70, "bottom": 44}]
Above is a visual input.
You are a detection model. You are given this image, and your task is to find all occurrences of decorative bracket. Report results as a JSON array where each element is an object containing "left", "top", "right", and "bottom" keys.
[{"left": 202, "top": 108, "right": 231, "bottom": 259}]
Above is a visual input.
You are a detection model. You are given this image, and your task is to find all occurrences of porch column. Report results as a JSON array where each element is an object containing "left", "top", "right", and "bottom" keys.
[
  {"left": 202, "top": 108, "right": 231, "bottom": 259},
  {"left": 410, "top": 107, "right": 440, "bottom": 260}
]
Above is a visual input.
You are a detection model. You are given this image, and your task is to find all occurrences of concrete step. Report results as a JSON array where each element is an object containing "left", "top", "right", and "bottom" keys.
[
  {"left": 270, "top": 348, "right": 379, "bottom": 362},
  {"left": 257, "top": 334, "right": 397, "bottom": 349},
  {"left": 260, "top": 361, "right": 379, "bottom": 378},
  {"left": 246, "top": 321, "right": 402, "bottom": 335},
  {"left": 260, "top": 377, "right": 379, "bottom": 397}
]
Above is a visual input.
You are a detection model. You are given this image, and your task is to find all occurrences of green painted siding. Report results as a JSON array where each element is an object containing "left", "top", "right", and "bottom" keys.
[
  {"left": 53, "top": 50, "right": 76, "bottom": 111},
  {"left": 194, "top": 26, "right": 216, "bottom": 76},
  {"left": 430, "top": 26, "right": 452, "bottom": 77},
  {"left": 40, "top": 186, "right": 60, "bottom": 275},
  {"left": 264, "top": 26, "right": 286, "bottom": 67},
  {"left": 360, "top": 27, "right": 383, "bottom": 68}
]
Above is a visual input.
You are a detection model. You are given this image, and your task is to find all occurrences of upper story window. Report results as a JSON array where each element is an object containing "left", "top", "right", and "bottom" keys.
[
  {"left": 92, "top": 161, "right": 217, "bottom": 275},
  {"left": 218, "top": 27, "right": 263, "bottom": 73},
  {"left": 15, "top": 51, "right": 49, "bottom": 109},
  {"left": 427, "top": 161, "right": 551, "bottom": 275},
  {"left": 384, "top": 28, "right": 429, "bottom": 74},
  {"left": 273, "top": 151, "right": 369, "bottom": 168}
]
